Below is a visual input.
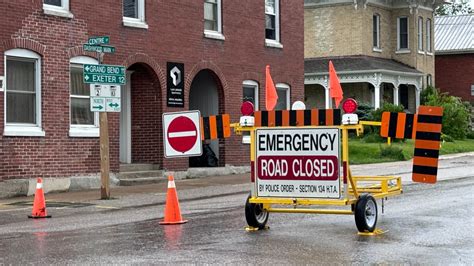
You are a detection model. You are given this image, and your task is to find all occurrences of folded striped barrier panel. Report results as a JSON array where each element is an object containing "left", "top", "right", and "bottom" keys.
[
  {"left": 200, "top": 114, "right": 231, "bottom": 141},
  {"left": 254, "top": 109, "right": 342, "bottom": 127}
]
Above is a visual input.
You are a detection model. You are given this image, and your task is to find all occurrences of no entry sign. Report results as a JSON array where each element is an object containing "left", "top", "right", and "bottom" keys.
[
  {"left": 255, "top": 127, "right": 341, "bottom": 199},
  {"left": 163, "top": 111, "right": 202, "bottom": 158}
]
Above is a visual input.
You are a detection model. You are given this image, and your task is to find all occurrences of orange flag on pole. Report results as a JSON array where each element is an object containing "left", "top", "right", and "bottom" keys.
[
  {"left": 329, "top": 60, "right": 344, "bottom": 108},
  {"left": 265, "top": 65, "right": 278, "bottom": 111}
]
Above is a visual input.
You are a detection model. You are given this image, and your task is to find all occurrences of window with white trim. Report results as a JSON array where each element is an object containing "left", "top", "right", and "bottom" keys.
[
  {"left": 265, "top": 0, "right": 282, "bottom": 47},
  {"left": 418, "top": 17, "right": 423, "bottom": 52},
  {"left": 373, "top": 14, "right": 380, "bottom": 49},
  {"left": 243, "top": 80, "right": 259, "bottom": 110},
  {"left": 69, "top": 56, "right": 99, "bottom": 137},
  {"left": 426, "top": 19, "right": 432, "bottom": 53},
  {"left": 471, "top": 84, "right": 474, "bottom": 96},
  {"left": 123, "top": 0, "right": 148, "bottom": 29},
  {"left": 43, "top": 0, "right": 72, "bottom": 18},
  {"left": 427, "top": 74, "right": 432, "bottom": 87},
  {"left": 4, "top": 49, "right": 44, "bottom": 137},
  {"left": 275, "top": 83, "right": 290, "bottom": 110},
  {"left": 397, "top": 17, "right": 409, "bottom": 50}
]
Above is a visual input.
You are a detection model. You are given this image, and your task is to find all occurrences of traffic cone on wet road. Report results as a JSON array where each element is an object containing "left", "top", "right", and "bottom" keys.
[
  {"left": 28, "top": 178, "right": 51, "bottom": 219},
  {"left": 160, "top": 174, "right": 187, "bottom": 225}
]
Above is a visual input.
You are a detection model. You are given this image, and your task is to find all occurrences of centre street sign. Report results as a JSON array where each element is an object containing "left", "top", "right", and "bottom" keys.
[
  {"left": 83, "top": 64, "right": 125, "bottom": 85},
  {"left": 83, "top": 44, "right": 116, "bottom": 53},
  {"left": 88, "top": 36, "right": 110, "bottom": 45}
]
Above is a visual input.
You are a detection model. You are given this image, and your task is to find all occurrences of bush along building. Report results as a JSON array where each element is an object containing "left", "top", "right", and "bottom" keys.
[
  {"left": 0, "top": 0, "right": 304, "bottom": 196},
  {"left": 304, "top": 0, "right": 449, "bottom": 113}
]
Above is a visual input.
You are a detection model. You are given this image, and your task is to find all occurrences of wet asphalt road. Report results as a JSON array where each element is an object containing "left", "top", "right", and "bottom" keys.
[{"left": 0, "top": 177, "right": 473, "bottom": 264}]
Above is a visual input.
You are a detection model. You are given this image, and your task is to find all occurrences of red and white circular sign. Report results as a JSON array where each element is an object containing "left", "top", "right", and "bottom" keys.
[
  {"left": 167, "top": 116, "right": 198, "bottom": 153},
  {"left": 163, "top": 110, "right": 202, "bottom": 158}
]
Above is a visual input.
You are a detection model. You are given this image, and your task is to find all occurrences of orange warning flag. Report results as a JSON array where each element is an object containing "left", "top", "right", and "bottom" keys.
[
  {"left": 329, "top": 60, "right": 344, "bottom": 108},
  {"left": 265, "top": 65, "right": 278, "bottom": 111}
]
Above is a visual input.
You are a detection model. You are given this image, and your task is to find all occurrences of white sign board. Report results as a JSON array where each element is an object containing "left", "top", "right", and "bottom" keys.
[
  {"left": 90, "top": 84, "right": 121, "bottom": 112},
  {"left": 255, "top": 127, "right": 341, "bottom": 199},
  {"left": 163, "top": 110, "right": 202, "bottom": 158}
]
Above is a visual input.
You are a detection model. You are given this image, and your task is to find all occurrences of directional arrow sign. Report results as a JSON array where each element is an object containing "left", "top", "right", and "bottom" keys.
[
  {"left": 83, "top": 64, "right": 125, "bottom": 85},
  {"left": 88, "top": 36, "right": 110, "bottom": 45},
  {"left": 83, "top": 44, "right": 116, "bottom": 53},
  {"left": 105, "top": 98, "right": 121, "bottom": 112},
  {"left": 91, "top": 97, "right": 106, "bottom": 112}
]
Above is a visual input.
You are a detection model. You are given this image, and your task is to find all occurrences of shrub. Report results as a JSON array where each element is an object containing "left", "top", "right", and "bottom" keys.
[
  {"left": 467, "top": 131, "right": 474, "bottom": 140},
  {"left": 368, "top": 103, "right": 405, "bottom": 122},
  {"left": 379, "top": 145, "right": 409, "bottom": 161},
  {"left": 423, "top": 88, "right": 470, "bottom": 139},
  {"left": 355, "top": 103, "right": 373, "bottom": 121}
]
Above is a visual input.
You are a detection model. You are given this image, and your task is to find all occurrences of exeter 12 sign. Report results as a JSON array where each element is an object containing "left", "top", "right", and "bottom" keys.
[
  {"left": 83, "top": 64, "right": 125, "bottom": 85},
  {"left": 163, "top": 111, "right": 202, "bottom": 158},
  {"left": 255, "top": 127, "right": 340, "bottom": 199}
]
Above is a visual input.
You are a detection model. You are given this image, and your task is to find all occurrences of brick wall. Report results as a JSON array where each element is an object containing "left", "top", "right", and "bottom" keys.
[
  {"left": 435, "top": 54, "right": 474, "bottom": 103},
  {"left": 0, "top": 0, "right": 304, "bottom": 181}
]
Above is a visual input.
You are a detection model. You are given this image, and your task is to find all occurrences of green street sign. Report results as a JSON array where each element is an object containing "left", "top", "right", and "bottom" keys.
[
  {"left": 88, "top": 36, "right": 110, "bottom": 45},
  {"left": 83, "top": 64, "right": 125, "bottom": 85},
  {"left": 83, "top": 44, "right": 115, "bottom": 53},
  {"left": 84, "top": 74, "right": 125, "bottom": 85}
]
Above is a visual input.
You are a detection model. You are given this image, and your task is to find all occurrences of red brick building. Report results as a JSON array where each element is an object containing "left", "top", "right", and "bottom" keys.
[
  {"left": 0, "top": 0, "right": 304, "bottom": 185},
  {"left": 434, "top": 15, "right": 474, "bottom": 103}
]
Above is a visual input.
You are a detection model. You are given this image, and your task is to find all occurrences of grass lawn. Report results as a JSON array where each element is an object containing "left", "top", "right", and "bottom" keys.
[{"left": 349, "top": 137, "right": 474, "bottom": 165}]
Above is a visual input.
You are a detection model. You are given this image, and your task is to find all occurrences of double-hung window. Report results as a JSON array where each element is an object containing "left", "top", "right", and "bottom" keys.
[
  {"left": 204, "top": 0, "right": 224, "bottom": 40},
  {"left": 4, "top": 49, "right": 44, "bottom": 137},
  {"left": 43, "top": 0, "right": 73, "bottom": 18},
  {"left": 265, "top": 0, "right": 282, "bottom": 48},
  {"left": 275, "top": 83, "right": 290, "bottom": 110},
  {"left": 373, "top": 14, "right": 381, "bottom": 51},
  {"left": 69, "top": 56, "right": 99, "bottom": 137},
  {"left": 397, "top": 17, "right": 409, "bottom": 51},
  {"left": 418, "top": 17, "right": 424, "bottom": 52},
  {"left": 123, "top": 0, "right": 148, "bottom": 29},
  {"left": 243, "top": 80, "right": 259, "bottom": 110},
  {"left": 426, "top": 19, "right": 432, "bottom": 53}
]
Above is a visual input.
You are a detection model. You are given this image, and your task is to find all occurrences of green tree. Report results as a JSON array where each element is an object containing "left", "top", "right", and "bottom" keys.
[{"left": 435, "top": 1, "right": 473, "bottom": 16}]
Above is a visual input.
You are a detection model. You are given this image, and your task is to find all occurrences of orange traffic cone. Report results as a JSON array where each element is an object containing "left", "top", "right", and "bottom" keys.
[
  {"left": 28, "top": 178, "right": 51, "bottom": 219},
  {"left": 160, "top": 174, "right": 187, "bottom": 225}
]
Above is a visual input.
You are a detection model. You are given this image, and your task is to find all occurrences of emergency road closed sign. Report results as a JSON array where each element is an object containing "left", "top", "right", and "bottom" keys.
[{"left": 255, "top": 127, "right": 340, "bottom": 198}]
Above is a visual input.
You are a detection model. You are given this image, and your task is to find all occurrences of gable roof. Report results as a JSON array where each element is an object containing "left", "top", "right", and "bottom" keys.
[
  {"left": 305, "top": 56, "right": 422, "bottom": 75},
  {"left": 435, "top": 14, "right": 474, "bottom": 54}
]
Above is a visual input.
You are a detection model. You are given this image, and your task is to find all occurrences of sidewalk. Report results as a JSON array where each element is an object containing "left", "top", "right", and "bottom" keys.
[{"left": 0, "top": 152, "right": 472, "bottom": 209}]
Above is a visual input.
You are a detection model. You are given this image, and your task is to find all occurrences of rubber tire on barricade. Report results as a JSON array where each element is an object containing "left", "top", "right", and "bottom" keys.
[
  {"left": 354, "top": 194, "right": 378, "bottom": 232},
  {"left": 245, "top": 194, "right": 269, "bottom": 229}
]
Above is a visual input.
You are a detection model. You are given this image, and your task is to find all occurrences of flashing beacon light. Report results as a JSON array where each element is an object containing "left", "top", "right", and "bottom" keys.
[
  {"left": 341, "top": 98, "right": 359, "bottom": 125},
  {"left": 342, "top": 98, "right": 358, "bottom": 114},
  {"left": 241, "top": 101, "right": 254, "bottom": 116}
]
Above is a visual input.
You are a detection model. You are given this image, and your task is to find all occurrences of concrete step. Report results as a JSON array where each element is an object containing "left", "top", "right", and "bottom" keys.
[
  {"left": 119, "top": 164, "right": 160, "bottom": 172},
  {"left": 119, "top": 176, "right": 168, "bottom": 186},
  {"left": 117, "top": 170, "right": 165, "bottom": 179}
]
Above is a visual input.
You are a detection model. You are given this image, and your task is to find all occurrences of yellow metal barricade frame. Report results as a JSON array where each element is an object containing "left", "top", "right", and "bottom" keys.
[{"left": 232, "top": 122, "right": 403, "bottom": 217}]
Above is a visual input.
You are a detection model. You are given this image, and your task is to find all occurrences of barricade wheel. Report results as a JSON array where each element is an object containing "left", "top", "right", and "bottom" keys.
[
  {"left": 245, "top": 195, "right": 269, "bottom": 229},
  {"left": 354, "top": 194, "right": 378, "bottom": 232}
]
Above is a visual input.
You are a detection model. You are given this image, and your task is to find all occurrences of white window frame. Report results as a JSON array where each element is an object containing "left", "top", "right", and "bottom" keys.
[
  {"left": 243, "top": 80, "right": 259, "bottom": 111},
  {"left": 4, "top": 49, "right": 45, "bottom": 137},
  {"left": 43, "top": 0, "right": 73, "bottom": 18},
  {"left": 204, "top": 0, "right": 225, "bottom": 41},
  {"left": 276, "top": 83, "right": 290, "bottom": 110},
  {"left": 265, "top": 0, "right": 283, "bottom": 49},
  {"left": 426, "top": 19, "right": 432, "bottom": 55},
  {"left": 123, "top": 0, "right": 148, "bottom": 29},
  {"left": 471, "top": 84, "right": 474, "bottom": 96},
  {"left": 418, "top": 16, "right": 424, "bottom": 53},
  {"left": 396, "top": 16, "right": 410, "bottom": 53},
  {"left": 426, "top": 74, "right": 432, "bottom": 87},
  {"left": 69, "top": 56, "right": 99, "bottom": 138},
  {"left": 373, "top": 14, "right": 381, "bottom": 52}
]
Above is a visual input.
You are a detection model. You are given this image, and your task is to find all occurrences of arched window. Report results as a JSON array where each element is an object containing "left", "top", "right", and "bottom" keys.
[
  {"left": 4, "top": 49, "right": 44, "bottom": 136},
  {"left": 69, "top": 56, "right": 99, "bottom": 137}
]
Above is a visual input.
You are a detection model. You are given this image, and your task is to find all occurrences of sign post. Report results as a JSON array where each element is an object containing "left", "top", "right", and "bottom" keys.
[{"left": 83, "top": 36, "right": 124, "bottom": 200}]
